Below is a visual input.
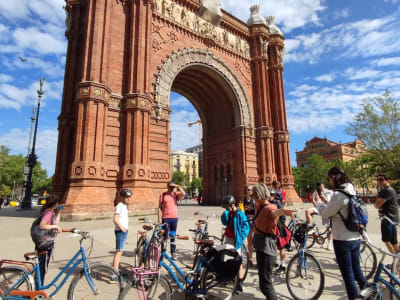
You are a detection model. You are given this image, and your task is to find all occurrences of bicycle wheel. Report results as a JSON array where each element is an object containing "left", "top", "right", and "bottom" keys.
[
  {"left": 239, "top": 244, "right": 249, "bottom": 282},
  {"left": 286, "top": 252, "right": 325, "bottom": 300},
  {"left": 306, "top": 234, "right": 316, "bottom": 249},
  {"left": 118, "top": 274, "right": 171, "bottom": 300},
  {"left": 67, "top": 262, "right": 122, "bottom": 300},
  {"left": 390, "top": 255, "right": 400, "bottom": 300},
  {"left": 360, "top": 241, "right": 377, "bottom": 280},
  {"left": 0, "top": 266, "right": 33, "bottom": 296},
  {"left": 135, "top": 236, "right": 146, "bottom": 267},
  {"left": 200, "top": 265, "right": 237, "bottom": 300}
]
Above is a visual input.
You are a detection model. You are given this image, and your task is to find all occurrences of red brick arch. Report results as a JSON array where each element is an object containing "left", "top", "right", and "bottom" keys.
[{"left": 55, "top": 0, "right": 298, "bottom": 220}]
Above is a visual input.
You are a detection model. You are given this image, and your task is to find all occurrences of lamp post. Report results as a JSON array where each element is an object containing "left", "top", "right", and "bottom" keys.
[{"left": 21, "top": 77, "right": 45, "bottom": 210}]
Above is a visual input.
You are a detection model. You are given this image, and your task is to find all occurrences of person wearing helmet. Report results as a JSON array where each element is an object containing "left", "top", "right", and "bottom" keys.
[
  {"left": 221, "top": 194, "right": 250, "bottom": 292},
  {"left": 111, "top": 188, "right": 132, "bottom": 280}
]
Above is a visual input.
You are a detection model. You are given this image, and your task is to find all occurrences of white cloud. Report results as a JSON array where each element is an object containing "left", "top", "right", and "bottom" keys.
[
  {"left": 333, "top": 8, "right": 350, "bottom": 20},
  {"left": 222, "top": 0, "right": 326, "bottom": 33},
  {"left": 315, "top": 73, "right": 336, "bottom": 82},
  {"left": 345, "top": 68, "right": 381, "bottom": 80},
  {"left": 170, "top": 108, "right": 201, "bottom": 151},
  {"left": 285, "top": 14, "right": 400, "bottom": 63},
  {"left": 373, "top": 56, "right": 400, "bottom": 66},
  {"left": 0, "top": 127, "right": 58, "bottom": 173},
  {"left": 0, "top": 80, "right": 63, "bottom": 110},
  {"left": 384, "top": 0, "right": 400, "bottom": 3},
  {"left": 0, "top": 23, "right": 10, "bottom": 42},
  {"left": 171, "top": 96, "right": 192, "bottom": 107},
  {"left": 11, "top": 56, "right": 65, "bottom": 77},
  {"left": 0, "top": 1, "right": 30, "bottom": 20},
  {"left": 0, "top": 74, "right": 14, "bottom": 83}
]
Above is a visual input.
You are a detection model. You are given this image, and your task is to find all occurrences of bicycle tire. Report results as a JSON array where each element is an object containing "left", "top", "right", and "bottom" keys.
[
  {"left": 286, "top": 252, "right": 325, "bottom": 300},
  {"left": 306, "top": 234, "right": 316, "bottom": 249},
  {"left": 135, "top": 236, "right": 146, "bottom": 268},
  {"left": 199, "top": 265, "right": 237, "bottom": 300},
  {"left": 118, "top": 274, "right": 171, "bottom": 300},
  {"left": 67, "top": 262, "right": 122, "bottom": 300},
  {"left": 360, "top": 241, "right": 377, "bottom": 280},
  {"left": 0, "top": 266, "right": 33, "bottom": 296}
]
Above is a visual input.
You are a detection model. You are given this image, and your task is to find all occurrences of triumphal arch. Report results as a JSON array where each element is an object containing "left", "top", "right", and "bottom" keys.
[{"left": 55, "top": 0, "right": 297, "bottom": 219}]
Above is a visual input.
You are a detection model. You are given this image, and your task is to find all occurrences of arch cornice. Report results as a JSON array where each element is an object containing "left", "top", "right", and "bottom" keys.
[{"left": 152, "top": 48, "right": 253, "bottom": 128}]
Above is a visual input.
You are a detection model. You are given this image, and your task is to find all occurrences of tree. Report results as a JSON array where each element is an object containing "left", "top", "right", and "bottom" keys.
[
  {"left": 191, "top": 177, "right": 202, "bottom": 193},
  {"left": 172, "top": 171, "right": 186, "bottom": 186},
  {"left": 345, "top": 91, "right": 400, "bottom": 178},
  {"left": 343, "top": 154, "right": 375, "bottom": 195}
]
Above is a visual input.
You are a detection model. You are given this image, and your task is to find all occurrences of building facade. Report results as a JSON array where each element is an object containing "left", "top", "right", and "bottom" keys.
[
  {"left": 186, "top": 144, "right": 203, "bottom": 178},
  {"left": 170, "top": 150, "right": 199, "bottom": 182},
  {"left": 54, "top": 0, "right": 298, "bottom": 220},
  {"left": 296, "top": 137, "right": 366, "bottom": 167}
]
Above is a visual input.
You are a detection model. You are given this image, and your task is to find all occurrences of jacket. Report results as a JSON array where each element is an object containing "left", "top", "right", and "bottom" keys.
[
  {"left": 221, "top": 209, "right": 250, "bottom": 250},
  {"left": 317, "top": 183, "right": 360, "bottom": 241}
]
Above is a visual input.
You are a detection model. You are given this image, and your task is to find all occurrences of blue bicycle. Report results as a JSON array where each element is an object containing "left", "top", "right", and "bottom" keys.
[
  {"left": 0, "top": 229, "right": 122, "bottom": 300},
  {"left": 286, "top": 221, "right": 325, "bottom": 300},
  {"left": 360, "top": 231, "right": 400, "bottom": 300}
]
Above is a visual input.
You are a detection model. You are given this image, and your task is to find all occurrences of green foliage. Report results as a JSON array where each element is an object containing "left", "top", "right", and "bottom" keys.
[
  {"left": 172, "top": 171, "right": 186, "bottom": 186},
  {"left": 0, "top": 145, "right": 52, "bottom": 197},
  {"left": 190, "top": 177, "right": 202, "bottom": 192},
  {"left": 345, "top": 91, "right": 400, "bottom": 179}
]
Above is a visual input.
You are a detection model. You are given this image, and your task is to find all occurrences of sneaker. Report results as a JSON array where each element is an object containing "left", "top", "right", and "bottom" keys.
[
  {"left": 172, "top": 253, "right": 177, "bottom": 260},
  {"left": 274, "top": 265, "right": 286, "bottom": 275},
  {"left": 236, "top": 280, "right": 244, "bottom": 293},
  {"left": 109, "top": 274, "right": 119, "bottom": 283}
]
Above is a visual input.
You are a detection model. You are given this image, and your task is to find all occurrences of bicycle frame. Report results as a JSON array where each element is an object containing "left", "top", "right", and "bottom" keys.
[
  {"left": 2, "top": 245, "right": 96, "bottom": 299},
  {"left": 372, "top": 258, "right": 400, "bottom": 299}
]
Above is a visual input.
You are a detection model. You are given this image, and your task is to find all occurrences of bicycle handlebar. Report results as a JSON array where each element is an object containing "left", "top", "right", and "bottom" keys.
[{"left": 362, "top": 231, "right": 400, "bottom": 258}]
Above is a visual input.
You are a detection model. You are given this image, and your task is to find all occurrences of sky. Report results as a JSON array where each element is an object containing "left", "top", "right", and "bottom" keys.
[{"left": 0, "top": 0, "right": 400, "bottom": 175}]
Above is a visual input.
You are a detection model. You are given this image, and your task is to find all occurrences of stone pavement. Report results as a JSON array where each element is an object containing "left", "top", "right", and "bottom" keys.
[{"left": 0, "top": 202, "right": 393, "bottom": 299}]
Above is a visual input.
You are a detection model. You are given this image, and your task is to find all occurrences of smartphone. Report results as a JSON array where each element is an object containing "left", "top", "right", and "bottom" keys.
[{"left": 316, "top": 186, "right": 322, "bottom": 196}]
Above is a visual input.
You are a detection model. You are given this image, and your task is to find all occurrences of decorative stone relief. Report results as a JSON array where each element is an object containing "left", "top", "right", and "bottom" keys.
[
  {"left": 266, "top": 16, "right": 284, "bottom": 37},
  {"left": 198, "top": 0, "right": 222, "bottom": 25},
  {"left": 153, "top": 48, "right": 253, "bottom": 128},
  {"left": 276, "top": 46, "right": 284, "bottom": 67},
  {"left": 152, "top": 23, "right": 179, "bottom": 52},
  {"left": 261, "top": 37, "right": 269, "bottom": 58},
  {"left": 233, "top": 60, "right": 251, "bottom": 87},
  {"left": 154, "top": 0, "right": 250, "bottom": 58}
]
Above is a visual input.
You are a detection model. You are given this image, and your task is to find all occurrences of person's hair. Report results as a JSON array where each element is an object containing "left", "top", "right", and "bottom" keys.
[
  {"left": 376, "top": 173, "right": 391, "bottom": 181},
  {"left": 327, "top": 167, "right": 352, "bottom": 188},
  {"left": 244, "top": 184, "right": 252, "bottom": 193},
  {"left": 316, "top": 182, "right": 322, "bottom": 187},
  {"left": 167, "top": 181, "right": 175, "bottom": 187},
  {"left": 252, "top": 183, "right": 270, "bottom": 201},
  {"left": 41, "top": 195, "right": 59, "bottom": 213},
  {"left": 272, "top": 180, "right": 280, "bottom": 188}
]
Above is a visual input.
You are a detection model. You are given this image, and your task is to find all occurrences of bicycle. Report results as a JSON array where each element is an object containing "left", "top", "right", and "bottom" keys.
[
  {"left": 359, "top": 231, "right": 400, "bottom": 300},
  {"left": 286, "top": 221, "right": 325, "bottom": 300},
  {"left": 119, "top": 220, "right": 173, "bottom": 300},
  {"left": 0, "top": 229, "right": 122, "bottom": 300}
]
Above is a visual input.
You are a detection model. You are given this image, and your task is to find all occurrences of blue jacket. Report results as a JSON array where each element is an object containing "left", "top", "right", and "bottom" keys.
[{"left": 221, "top": 209, "right": 250, "bottom": 250}]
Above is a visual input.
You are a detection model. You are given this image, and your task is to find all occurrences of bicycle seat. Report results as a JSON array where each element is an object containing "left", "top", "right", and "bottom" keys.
[
  {"left": 197, "top": 219, "right": 206, "bottom": 224},
  {"left": 24, "top": 251, "right": 47, "bottom": 260},
  {"left": 143, "top": 225, "right": 153, "bottom": 231},
  {"left": 195, "top": 239, "right": 214, "bottom": 248},
  {"left": 310, "top": 212, "right": 319, "bottom": 216}
]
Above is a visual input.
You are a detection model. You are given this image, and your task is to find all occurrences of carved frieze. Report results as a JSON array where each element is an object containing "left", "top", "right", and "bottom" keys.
[
  {"left": 153, "top": 0, "right": 250, "bottom": 58},
  {"left": 152, "top": 23, "right": 179, "bottom": 52},
  {"left": 233, "top": 60, "right": 251, "bottom": 87}
]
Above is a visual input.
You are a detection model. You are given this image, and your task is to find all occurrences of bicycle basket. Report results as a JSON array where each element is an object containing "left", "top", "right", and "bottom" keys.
[
  {"left": 294, "top": 224, "right": 307, "bottom": 244},
  {"left": 205, "top": 244, "right": 242, "bottom": 282}
]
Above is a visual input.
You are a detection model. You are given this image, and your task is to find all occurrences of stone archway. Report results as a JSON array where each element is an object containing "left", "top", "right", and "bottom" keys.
[{"left": 55, "top": 0, "right": 298, "bottom": 220}]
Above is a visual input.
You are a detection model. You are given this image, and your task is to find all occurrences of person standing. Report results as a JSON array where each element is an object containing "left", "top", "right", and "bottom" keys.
[
  {"left": 252, "top": 183, "right": 296, "bottom": 300},
  {"left": 111, "top": 188, "right": 132, "bottom": 280},
  {"left": 317, "top": 167, "right": 366, "bottom": 300},
  {"left": 374, "top": 173, "right": 399, "bottom": 254},
  {"left": 221, "top": 195, "right": 250, "bottom": 292},
  {"left": 239, "top": 185, "right": 256, "bottom": 266},
  {"left": 37, "top": 195, "right": 63, "bottom": 284},
  {"left": 158, "top": 181, "right": 185, "bottom": 260},
  {"left": 272, "top": 180, "right": 287, "bottom": 206},
  {"left": 0, "top": 196, "right": 4, "bottom": 209}
]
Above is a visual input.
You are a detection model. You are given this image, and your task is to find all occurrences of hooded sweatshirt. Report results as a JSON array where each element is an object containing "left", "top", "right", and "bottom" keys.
[{"left": 317, "top": 183, "right": 360, "bottom": 241}]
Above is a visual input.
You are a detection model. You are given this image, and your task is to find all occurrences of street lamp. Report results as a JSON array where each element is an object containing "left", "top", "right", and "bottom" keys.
[{"left": 21, "top": 77, "right": 45, "bottom": 210}]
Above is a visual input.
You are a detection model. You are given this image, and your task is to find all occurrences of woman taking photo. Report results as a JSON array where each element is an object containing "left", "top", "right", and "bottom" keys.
[
  {"left": 317, "top": 167, "right": 366, "bottom": 300},
  {"left": 252, "top": 183, "right": 296, "bottom": 300}
]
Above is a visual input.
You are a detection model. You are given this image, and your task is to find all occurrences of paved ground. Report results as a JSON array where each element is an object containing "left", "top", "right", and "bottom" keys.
[{"left": 0, "top": 201, "right": 394, "bottom": 299}]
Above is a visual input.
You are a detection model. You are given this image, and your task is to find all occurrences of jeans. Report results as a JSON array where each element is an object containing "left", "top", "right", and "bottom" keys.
[
  {"left": 162, "top": 218, "right": 178, "bottom": 254},
  {"left": 256, "top": 251, "right": 277, "bottom": 300},
  {"left": 333, "top": 239, "right": 367, "bottom": 300},
  {"left": 115, "top": 230, "right": 128, "bottom": 251},
  {"left": 37, "top": 248, "right": 53, "bottom": 285}
]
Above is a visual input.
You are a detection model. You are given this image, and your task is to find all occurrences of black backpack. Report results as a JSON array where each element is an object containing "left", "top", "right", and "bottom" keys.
[
  {"left": 337, "top": 190, "right": 368, "bottom": 233},
  {"left": 205, "top": 247, "right": 242, "bottom": 282},
  {"left": 30, "top": 216, "right": 57, "bottom": 249}
]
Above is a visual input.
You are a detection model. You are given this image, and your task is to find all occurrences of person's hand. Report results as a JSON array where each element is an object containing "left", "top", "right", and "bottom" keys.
[
  {"left": 285, "top": 209, "right": 297, "bottom": 219},
  {"left": 54, "top": 225, "right": 62, "bottom": 233},
  {"left": 320, "top": 194, "right": 328, "bottom": 203}
]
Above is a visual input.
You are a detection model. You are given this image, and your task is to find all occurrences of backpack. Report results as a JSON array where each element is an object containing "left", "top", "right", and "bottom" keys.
[
  {"left": 337, "top": 190, "right": 368, "bottom": 233},
  {"left": 205, "top": 245, "right": 242, "bottom": 282},
  {"left": 30, "top": 215, "right": 57, "bottom": 249},
  {"left": 293, "top": 224, "right": 307, "bottom": 244}
]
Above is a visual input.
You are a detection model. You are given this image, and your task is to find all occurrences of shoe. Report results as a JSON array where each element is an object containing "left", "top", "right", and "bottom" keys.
[
  {"left": 273, "top": 262, "right": 279, "bottom": 268},
  {"left": 274, "top": 265, "right": 286, "bottom": 275},
  {"left": 109, "top": 274, "right": 119, "bottom": 283},
  {"left": 235, "top": 280, "right": 244, "bottom": 294},
  {"left": 172, "top": 253, "right": 177, "bottom": 260}
]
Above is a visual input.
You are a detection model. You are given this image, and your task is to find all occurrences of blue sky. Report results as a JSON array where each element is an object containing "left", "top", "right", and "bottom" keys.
[{"left": 1, "top": 0, "right": 400, "bottom": 175}]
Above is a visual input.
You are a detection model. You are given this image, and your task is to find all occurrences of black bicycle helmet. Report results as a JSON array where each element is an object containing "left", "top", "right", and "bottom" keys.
[
  {"left": 120, "top": 188, "right": 132, "bottom": 197},
  {"left": 222, "top": 195, "right": 235, "bottom": 208}
]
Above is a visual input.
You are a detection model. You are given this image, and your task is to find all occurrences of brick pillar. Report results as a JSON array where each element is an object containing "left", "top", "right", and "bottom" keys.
[
  {"left": 249, "top": 24, "right": 277, "bottom": 185},
  {"left": 268, "top": 37, "right": 299, "bottom": 202},
  {"left": 121, "top": 0, "right": 155, "bottom": 210}
]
